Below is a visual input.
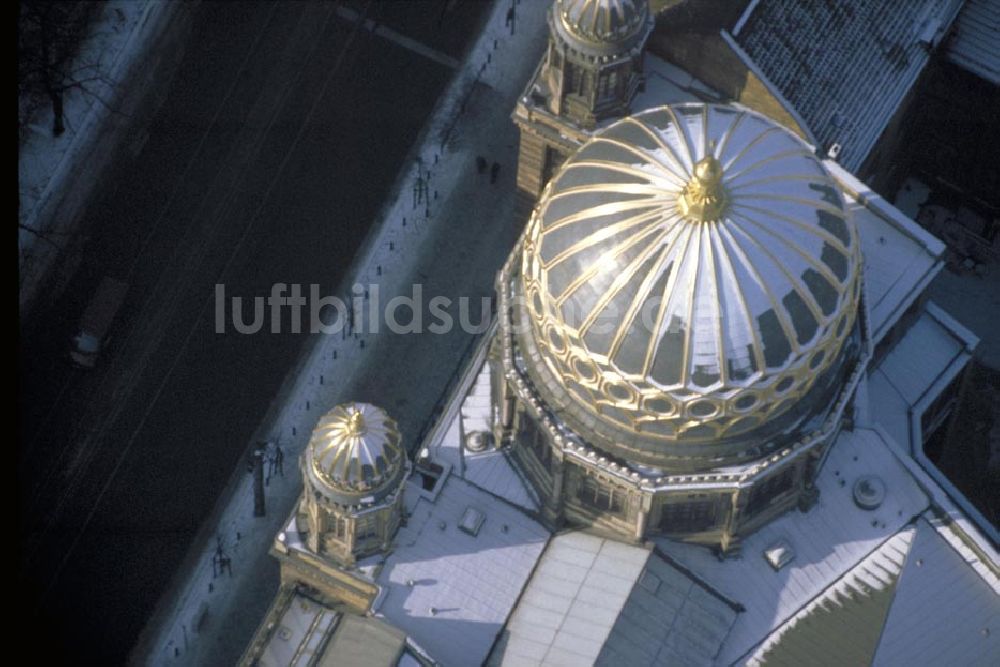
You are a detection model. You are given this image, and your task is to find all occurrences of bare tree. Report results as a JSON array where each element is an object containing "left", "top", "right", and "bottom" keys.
[{"left": 18, "top": 1, "right": 102, "bottom": 137}]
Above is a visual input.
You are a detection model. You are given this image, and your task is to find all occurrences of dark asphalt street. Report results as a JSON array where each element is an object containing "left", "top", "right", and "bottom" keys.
[{"left": 17, "top": 1, "right": 490, "bottom": 663}]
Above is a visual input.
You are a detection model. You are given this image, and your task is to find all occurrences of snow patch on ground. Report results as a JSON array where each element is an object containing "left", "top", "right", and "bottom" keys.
[{"left": 19, "top": 1, "right": 165, "bottom": 279}]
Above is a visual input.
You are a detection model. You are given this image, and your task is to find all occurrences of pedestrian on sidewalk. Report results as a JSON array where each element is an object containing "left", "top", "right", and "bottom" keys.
[
  {"left": 490, "top": 161, "right": 500, "bottom": 184},
  {"left": 413, "top": 175, "right": 425, "bottom": 207},
  {"left": 476, "top": 155, "right": 487, "bottom": 174}
]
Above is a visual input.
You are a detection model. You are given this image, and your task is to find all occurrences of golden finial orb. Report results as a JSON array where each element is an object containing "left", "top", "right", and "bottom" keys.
[
  {"left": 677, "top": 154, "right": 728, "bottom": 222},
  {"left": 345, "top": 411, "right": 367, "bottom": 437}
]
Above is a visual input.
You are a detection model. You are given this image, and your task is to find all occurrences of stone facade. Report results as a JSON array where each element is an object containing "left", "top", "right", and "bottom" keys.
[
  {"left": 296, "top": 457, "right": 406, "bottom": 567},
  {"left": 512, "top": 0, "right": 653, "bottom": 216}
]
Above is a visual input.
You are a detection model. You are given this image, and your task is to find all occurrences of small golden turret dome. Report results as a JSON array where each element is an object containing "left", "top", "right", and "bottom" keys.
[{"left": 306, "top": 402, "right": 404, "bottom": 498}]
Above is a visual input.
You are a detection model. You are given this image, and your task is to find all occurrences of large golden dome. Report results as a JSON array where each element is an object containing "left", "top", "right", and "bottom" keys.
[
  {"left": 518, "top": 104, "right": 861, "bottom": 449},
  {"left": 304, "top": 402, "right": 405, "bottom": 502}
]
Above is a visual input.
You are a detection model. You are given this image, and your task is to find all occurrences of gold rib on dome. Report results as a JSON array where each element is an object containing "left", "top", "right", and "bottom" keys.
[
  {"left": 520, "top": 104, "right": 862, "bottom": 444},
  {"left": 308, "top": 402, "right": 403, "bottom": 493}
]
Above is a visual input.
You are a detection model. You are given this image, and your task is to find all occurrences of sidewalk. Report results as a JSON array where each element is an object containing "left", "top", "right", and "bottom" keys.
[
  {"left": 135, "top": 1, "right": 550, "bottom": 665},
  {"left": 18, "top": 0, "right": 190, "bottom": 319}
]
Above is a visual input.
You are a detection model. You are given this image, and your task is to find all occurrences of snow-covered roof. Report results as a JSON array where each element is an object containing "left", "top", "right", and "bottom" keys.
[
  {"left": 494, "top": 532, "right": 737, "bottom": 665},
  {"left": 945, "top": 0, "right": 1000, "bottom": 85},
  {"left": 626, "top": 53, "right": 713, "bottom": 112},
  {"left": 871, "top": 516, "right": 1000, "bottom": 666},
  {"left": 745, "top": 516, "right": 1000, "bottom": 666},
  {"left": 245, "top": 588, "right": 415, "bottom": 667},
  {"left": 653, "top": 427, "right": 929, "bottom": 664},
  {"left": 745, "top": 525, "right": 917, "bottom": 666},
  {"left": 735, "top": 0, "right": 965, "bottom": 172},
  {"left": 255, "top": 590, "right": 342, "bottom": 667},
  {"left": 372, "top": 474, "right": 549, "bottom": 667},
  {"left": 825, "top": 161, "right": 946, "bottom": 342},
  {"left": 869, "top": 301, "right": 977, "bottom": 453},
  {"left": 428, "top": 331, "right": 540, "bottom": 512}
]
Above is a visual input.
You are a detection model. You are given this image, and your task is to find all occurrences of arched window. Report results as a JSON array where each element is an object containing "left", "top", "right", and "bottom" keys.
[
  {"left": 658, "top": 495, "right": 719, "bottom": 533},
  {"left": 355, "top": 515, "right": 378, "bottom": 541},
  {"left": 746, "top": 466, "right": 797, "bottom": 516},
  {"left": 577, "top": 475, "right": 623, "bottom": 513},
  {"left": 599, "top": 70, "right": 619, "bottom": 100}
]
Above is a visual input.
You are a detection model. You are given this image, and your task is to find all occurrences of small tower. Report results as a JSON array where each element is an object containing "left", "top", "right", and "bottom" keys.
[
  {"left": 298, "top": 402, "right": 407, "bottom": 566},
  {"left": 545, "top": 0, "right": 653, "bottom": 126},
  {"left": 513, "top": 0, "right": 654, "bottom": 215}
]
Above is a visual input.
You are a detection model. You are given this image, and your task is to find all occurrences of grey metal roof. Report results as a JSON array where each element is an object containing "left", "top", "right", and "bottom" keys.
[
  {"left": 374, "top": 475, "right": 549, "bottom": 667},
  {"left": 499, "top": 533, "right": 651, "bottom": 665},
  {"left": 871, "top": 517, "right": 1000, "bottom": 666},
  {"left": 319, "top": 614, "right": 407, "bottom": 667},
  {"left": 825, "top": 160, "right": 945, "bottom": 341},
  {"left": 653, "top": 428, "right": 929, "bottom": 664},
  {"left": 596, "top": 550, "right": 737, "bottom": 666},
  {"left": 737, "top": 0, "right": 965, "bottom": 172},
  {"left": 745, "top": 513, "right": 1000, "bottom": 666},
  {"left": 495, "top": 532, "right": 736, "bottom": 666},
  {"left": 741, "top": 516, "right": 1000, "bottom": 667},
  {"left": 255, "top": 592, "right": 340, "bottom": 667},
  {"left": 946, "top": 0, "right": 1000, "bottom": 85},
  {"left": 868, "top": 302, "right": 975, "bottom": 451},
  {"left": 744, "top": 527, "right": 915, "bottom": 665}
]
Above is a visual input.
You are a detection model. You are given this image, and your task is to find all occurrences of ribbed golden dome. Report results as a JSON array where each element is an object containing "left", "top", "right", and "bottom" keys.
[
  {"left": 551, "top": 0, "right": 652, "bottom": 56},
  {"left": 519, "top": 104, "right": 861, "bottom": 444},
  {"left": 306, "top": 402, "right": 404, "bottom": 497}
]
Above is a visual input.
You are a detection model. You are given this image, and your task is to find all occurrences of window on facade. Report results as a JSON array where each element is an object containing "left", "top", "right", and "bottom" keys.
[
  {"left": 746, "top": 466, "right": 797, "bottom": 516},
  {"left": 355, "top": 515, "right": 378, "bottom": 541},
  {"left": 565, "top": 63, "right": 582, "bottom": 95},
  {"left": 334, "top": 516, "right": 347, "bottom": 538},
  {"left": 577, "top": 475, "right": 623, "bottom": 513},
  {"left": 598, "top": 71, "right": 618, "bottom": 100},
  {"left": 658, "top": 495, "right": 719, "bottom": 533},
  {"left": 520, "top": 415, "right": 551, "bottom": 470},
  {"left": 531, "top": 427, "right": 551, "bottom": 469}
]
